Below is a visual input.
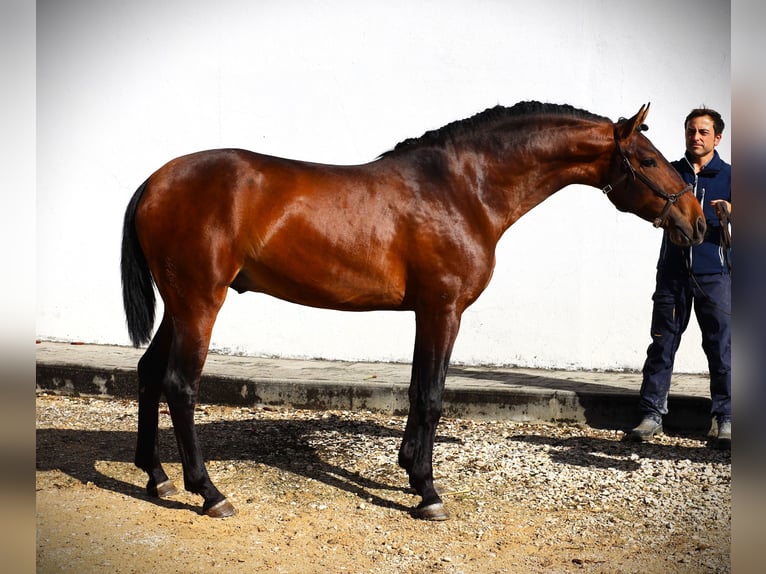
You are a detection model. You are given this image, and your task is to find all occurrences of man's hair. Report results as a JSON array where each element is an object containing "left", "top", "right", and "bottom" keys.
[{"left": 685, "top": 107, "right": 725, "bottom": 135}]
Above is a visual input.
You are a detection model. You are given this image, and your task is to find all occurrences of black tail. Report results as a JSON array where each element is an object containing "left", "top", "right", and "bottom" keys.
[{"left": 121, "top": 179, "right": 156, "bottom": 347}]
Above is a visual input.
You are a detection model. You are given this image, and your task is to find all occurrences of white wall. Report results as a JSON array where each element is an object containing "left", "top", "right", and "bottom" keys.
[{"left": 37, "top": 0, "right": 730, "bottom": 371}]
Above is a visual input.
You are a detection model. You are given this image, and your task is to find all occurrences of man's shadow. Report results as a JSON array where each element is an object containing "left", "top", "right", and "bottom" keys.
[
  {"left": 507, "top": 431, "right": 729, "bottom": 472},
  {"left": 36, "top": 414, "right": 460, "bottom": 515}
]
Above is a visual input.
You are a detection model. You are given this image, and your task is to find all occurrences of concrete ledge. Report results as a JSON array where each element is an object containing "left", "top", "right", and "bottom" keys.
[{"left": 35, "top": 360, "right": 712, "bottom": 433}]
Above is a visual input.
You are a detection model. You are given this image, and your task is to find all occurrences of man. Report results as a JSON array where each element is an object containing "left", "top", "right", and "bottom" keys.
[{"left": 629, "top": 107, "right": 731, "bottom": 449}]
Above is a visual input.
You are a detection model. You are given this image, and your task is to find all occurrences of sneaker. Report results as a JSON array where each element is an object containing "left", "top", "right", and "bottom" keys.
[
  {"left": 628, "top": 416, "right": 663, "bottom": 442},
  {"left": 714, "top": 420, "right": 731, "bottom": 450}
]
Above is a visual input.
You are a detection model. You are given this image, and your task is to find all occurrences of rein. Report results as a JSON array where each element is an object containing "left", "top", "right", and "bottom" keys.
[{"left": 602, "top": 126, "right": 693, "bottom": 228}]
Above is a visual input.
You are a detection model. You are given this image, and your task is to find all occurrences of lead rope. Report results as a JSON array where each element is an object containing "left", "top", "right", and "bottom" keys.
[{"left": 717, "top": 202, "right": 732, "bottom": 273}]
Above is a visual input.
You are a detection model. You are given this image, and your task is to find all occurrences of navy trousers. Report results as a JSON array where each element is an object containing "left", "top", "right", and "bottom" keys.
[{"left": 639, "top": 271, "right": 731, "bottom": 422}]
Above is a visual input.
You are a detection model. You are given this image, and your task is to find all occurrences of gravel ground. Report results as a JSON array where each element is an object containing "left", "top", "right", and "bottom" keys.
[{"left": 36, "top": 395, "right": 730, "bottom": 573}]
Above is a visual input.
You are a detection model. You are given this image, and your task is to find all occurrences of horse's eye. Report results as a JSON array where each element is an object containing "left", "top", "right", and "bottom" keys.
[{"left": 640, "top": 158, "right": 658, "bottom": 168}]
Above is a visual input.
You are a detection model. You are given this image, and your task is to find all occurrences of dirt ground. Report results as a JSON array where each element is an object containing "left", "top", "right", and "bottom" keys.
[{"left": 36, "top": 396, "right": 730, "bottom": 573}]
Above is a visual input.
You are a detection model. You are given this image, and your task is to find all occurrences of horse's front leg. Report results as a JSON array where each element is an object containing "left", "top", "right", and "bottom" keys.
[{"left": 398, "top": 307, "right": 461, "bottom": 521}]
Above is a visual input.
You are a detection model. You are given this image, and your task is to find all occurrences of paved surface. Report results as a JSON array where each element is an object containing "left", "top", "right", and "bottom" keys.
[{"left": 35, "top": 341, "right": 713, "bottom": 432}]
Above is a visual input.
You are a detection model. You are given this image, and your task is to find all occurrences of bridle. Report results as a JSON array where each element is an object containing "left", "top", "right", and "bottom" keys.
[{"left": 602, "top": 126, "right": 693, "bottom": 228}]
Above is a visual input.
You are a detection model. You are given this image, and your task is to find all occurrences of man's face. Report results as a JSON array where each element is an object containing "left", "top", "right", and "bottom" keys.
[{"left": 685, "top": 115, "right": 721, "bottom": 161}]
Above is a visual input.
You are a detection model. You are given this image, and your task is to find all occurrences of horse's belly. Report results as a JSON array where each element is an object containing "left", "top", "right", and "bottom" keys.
[{"left": 230, "top": 261, "right": 408, "bottom": 311}]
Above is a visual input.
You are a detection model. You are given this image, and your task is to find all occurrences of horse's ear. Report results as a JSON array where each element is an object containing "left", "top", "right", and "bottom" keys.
[{"left": 617, "top": 103, "right": 651, "bottom": 139}]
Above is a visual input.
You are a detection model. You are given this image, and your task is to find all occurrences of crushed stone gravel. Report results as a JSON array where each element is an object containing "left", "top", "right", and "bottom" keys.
[{"left": 36, "top": 395, "right": 730, "bottom": 573}]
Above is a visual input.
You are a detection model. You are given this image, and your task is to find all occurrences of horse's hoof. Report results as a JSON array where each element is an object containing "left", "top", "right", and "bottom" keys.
[
  {"left": 147, "top": 479, "right": 179, "bottom": 498},
  {"left": 204, "top": 498, "right": 237, "bottom": 518},
  {"left": 412, "top": 502, "right": 450, "bottom": 521}
]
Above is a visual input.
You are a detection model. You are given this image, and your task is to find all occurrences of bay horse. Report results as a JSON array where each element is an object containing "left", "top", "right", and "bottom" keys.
[{"left": 121, "top": 101, "right": 705, "bottom": 520}]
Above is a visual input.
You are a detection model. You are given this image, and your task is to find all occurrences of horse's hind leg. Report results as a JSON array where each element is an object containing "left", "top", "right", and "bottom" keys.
[
  {"left": 162, "top": 292, "right": 235, "bottom": 518},
  {"left": 135, "top": 315, "right": 179, "bottom": 498}
]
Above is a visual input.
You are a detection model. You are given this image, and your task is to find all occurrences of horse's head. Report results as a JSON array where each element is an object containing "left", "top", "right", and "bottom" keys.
[{"left": 602, "top": 104, "right": 705, "bottom": 247}]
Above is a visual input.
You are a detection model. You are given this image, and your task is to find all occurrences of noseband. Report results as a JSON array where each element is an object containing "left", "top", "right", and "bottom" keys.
[{"left": 602, "top": 127, "right": 693, "bottom": 228}]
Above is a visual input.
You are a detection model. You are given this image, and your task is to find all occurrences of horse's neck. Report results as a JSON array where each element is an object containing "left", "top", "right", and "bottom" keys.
[{"left": 472, "top": 122, "right": 612, "bottom": 234}]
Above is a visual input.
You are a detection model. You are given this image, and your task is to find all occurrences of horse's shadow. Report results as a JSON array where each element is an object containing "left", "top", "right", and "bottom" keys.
[
  {"left": 36, "top": 414, "right": 457, "bottom": 515},
  {"left": 38, "top": 412, "right": 729, "bottom": 517}
]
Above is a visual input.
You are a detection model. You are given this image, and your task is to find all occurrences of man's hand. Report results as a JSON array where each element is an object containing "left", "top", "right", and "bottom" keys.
[{"left": 711, "top": 199, "right": 731, "bottom": 222}]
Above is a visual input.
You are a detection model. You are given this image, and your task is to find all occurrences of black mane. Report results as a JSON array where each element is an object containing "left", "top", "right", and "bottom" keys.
[{"left": 381, "top": 101, "right": 611, "bottom": 157}]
